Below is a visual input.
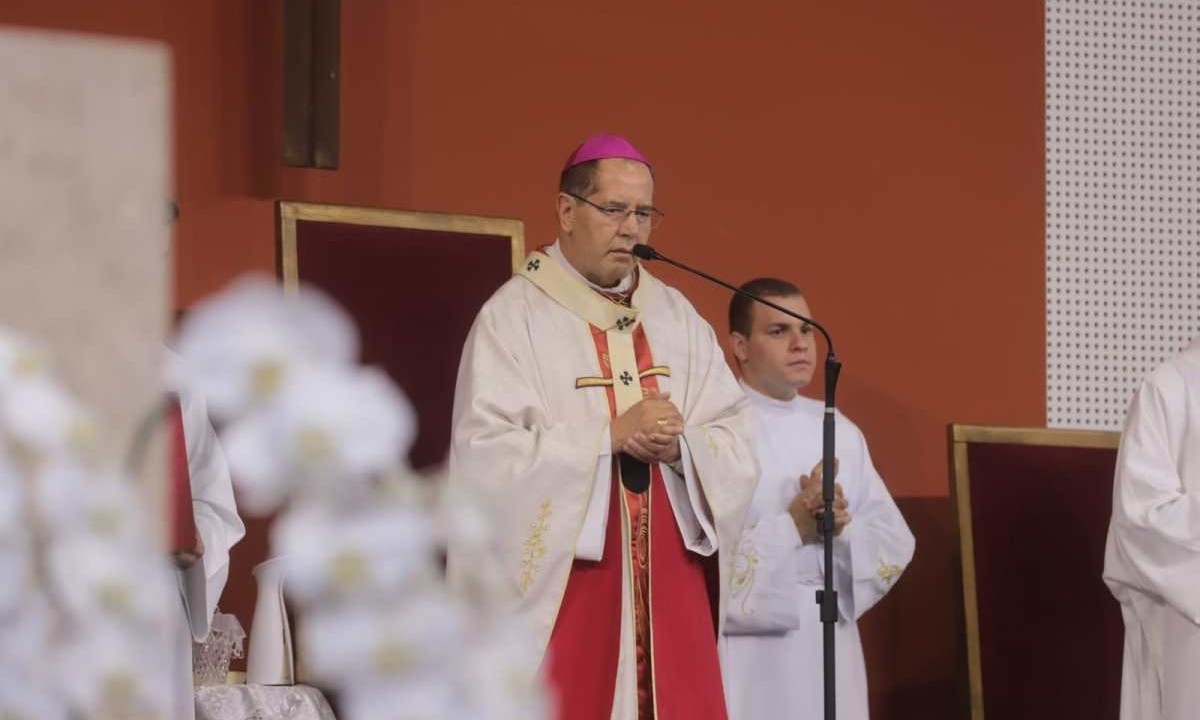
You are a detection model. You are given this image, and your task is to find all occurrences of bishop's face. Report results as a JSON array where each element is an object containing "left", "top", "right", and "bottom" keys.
[
  {"left": 732, "top": 294, "right": 818, "bottom": 400},
  {"left": 556, "top": 158, "right": 654, "bottom": 288}
]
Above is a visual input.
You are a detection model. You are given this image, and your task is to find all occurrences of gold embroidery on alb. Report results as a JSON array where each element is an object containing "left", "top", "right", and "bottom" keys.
[
  {"left": 519, "top": 501, "right": 552, "bottom": 595},
  {"left": 877, "top": 558, "right": 903, "bottom": 584},
  {"left": 730, "top": 536, "right": 761, "bottom": 615}
]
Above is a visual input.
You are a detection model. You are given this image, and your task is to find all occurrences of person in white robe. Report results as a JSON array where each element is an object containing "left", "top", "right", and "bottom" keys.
[
  {"left": 718, "top": 278, "right": 914, "bottom": 720},
  {"left": 1103, "top": 335, "right": 1200, "bottom": 720},
  {"left": 448, "top": 134, "right": 757, "bottom": 720},
  {"left": 170, "top": 375, "right": 245, "bottom": 720}
]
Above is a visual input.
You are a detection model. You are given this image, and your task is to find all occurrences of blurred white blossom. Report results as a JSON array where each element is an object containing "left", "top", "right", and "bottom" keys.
[
  {"left": 0, "top": 324, "right": 174, "bottom": 719},
  {"left": 0, "top": 327, "right": 49, "bottom": 393},
  {"left": 220, "top": 364, "right": 415, "bottom": 513},
  {"left": 301, "top": 593, "right": 468, "bottom": 688},
  {"left": 58, "top": 628, "right": 173, "bottom": 720},
  {"left": 0, "top": 376, "right": 95, "bottom": 467},
  {"left": 0, "top": 669, "right": 67, "bottom": 720},
  {"left": 173, "top": 276, "right": 359, "bottom": 419},
  {"left": 340, "top": 679, "right": 471, "bottom": 720},
  {"left": 274, "top": 503, "right": 436, "bottom": 604},
  {"left": 0, "top": 534, "right": 32, "bottom": 616},
  {"left": 35, "top": 463, "right": 152, "bottom": 548},
  {"left": 462, "top": 623, "right": 554, "bottom": 720},
  {"left": 169, "top": 277, "right": 550, "bottom": 720},
  {"left": 0, "top": 596, "right": 52, "bottom": 670},
  {"left": 47, "top": 534, "right": 174, "bottom": 630}
]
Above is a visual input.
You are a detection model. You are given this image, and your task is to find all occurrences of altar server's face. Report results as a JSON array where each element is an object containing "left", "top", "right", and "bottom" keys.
[
  {"left": 732, "top": 294, "right": 818, "bottom": 399},
  {"left": 557, "top": 158, "right": 654, "bottom": 287}
]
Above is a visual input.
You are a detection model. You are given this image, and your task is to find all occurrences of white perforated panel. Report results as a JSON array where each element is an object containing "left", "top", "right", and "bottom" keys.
[{"left": 1046, "top": 0, "right": 1199, "bottom": 430}]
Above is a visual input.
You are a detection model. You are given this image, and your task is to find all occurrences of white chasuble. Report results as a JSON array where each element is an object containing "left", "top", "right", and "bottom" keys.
[{"left": 448, "top": 247, "right": 758, "bottom": 719}]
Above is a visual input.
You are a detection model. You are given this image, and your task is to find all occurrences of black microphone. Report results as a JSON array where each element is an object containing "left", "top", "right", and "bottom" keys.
[
  {"left": 632, "top": 244, "right": 835, "bottom": 354},
  {"left": 633, "top": 241, "right": 844, "bottom": 720}
]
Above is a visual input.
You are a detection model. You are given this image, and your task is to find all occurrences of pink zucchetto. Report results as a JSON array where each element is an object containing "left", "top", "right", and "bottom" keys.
[{"left": 562, "top": 134, "right": 651, "bottom": 171}]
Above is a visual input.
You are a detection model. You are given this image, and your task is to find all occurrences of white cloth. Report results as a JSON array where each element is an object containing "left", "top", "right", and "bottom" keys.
[
  {"left": 447, "top": 246, "right": 758, "bottom": 719},
  {"left": 720, "top": 385, "right": 914, "bottom": 720},
  {"left": 194, "top": 684, "right": 335, "bottom": 720},
  {"left": 171, "top": 380, "right": 246, "bottom": 720},
  {"left": 1103, "top": 337, "right": 1200, "bottom": 720}
]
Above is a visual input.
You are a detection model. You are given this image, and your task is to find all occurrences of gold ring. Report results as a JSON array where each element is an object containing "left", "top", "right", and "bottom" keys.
[{"left": 656, "top": 419, "right": 668, "bottom": 426}]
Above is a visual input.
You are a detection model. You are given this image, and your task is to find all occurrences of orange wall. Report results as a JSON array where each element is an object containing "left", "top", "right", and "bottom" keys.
[
  {"left": 1, "top": 0, "right": 1046, "bottom": 499},
  {"left": 2, "top": 1, "right": 1044, "bottom": 714}
]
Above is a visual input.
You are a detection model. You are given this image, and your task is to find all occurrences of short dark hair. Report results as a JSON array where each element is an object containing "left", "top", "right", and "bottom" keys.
[
  {"left": 559, "top": 160, "right": 601, "bottom": 197},
  {"left": 728, "top": 277, "right": 803, "bottom": 336}
]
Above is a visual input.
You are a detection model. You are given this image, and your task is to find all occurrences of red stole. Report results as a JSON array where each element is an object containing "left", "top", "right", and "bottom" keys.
[
  {"left": 543, "top": 325, "right": 728, "bottom": 720},
  {"left": 169, "top": 397, "right": 197, "bottom": 556}
]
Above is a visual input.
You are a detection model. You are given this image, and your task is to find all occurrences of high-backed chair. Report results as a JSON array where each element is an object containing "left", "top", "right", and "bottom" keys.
[{"left": 949, "top": 425, "right": 1124, "bottom": 720}]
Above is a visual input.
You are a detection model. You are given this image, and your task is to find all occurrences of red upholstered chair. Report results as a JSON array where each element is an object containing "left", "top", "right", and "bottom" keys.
[
  {"left": 948, "top": 425, "right": 1124, "bottom": 720},
  {"left": 277, "top": 201, "right": 524, "bottom": 469},
  {"left": 221, "top": 201, "right": 523, "bottom": 670}
]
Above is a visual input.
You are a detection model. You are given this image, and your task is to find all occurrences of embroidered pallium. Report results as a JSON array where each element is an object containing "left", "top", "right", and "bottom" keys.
[{"left": 519, "top": 500, "right": 553, "bottom": 594}]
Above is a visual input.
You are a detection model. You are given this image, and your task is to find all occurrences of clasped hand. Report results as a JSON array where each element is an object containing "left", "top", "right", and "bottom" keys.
[
  {"left": 788, "top": 459, "right": 851, "bottom": 543},
  {"left": 610, "top": 390, "right": 683, "bottom": 464}
]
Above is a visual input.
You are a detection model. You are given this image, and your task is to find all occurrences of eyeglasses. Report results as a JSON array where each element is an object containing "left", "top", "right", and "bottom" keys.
[{"left": 565, "top": 192, "right": 665, "bottom": 230}]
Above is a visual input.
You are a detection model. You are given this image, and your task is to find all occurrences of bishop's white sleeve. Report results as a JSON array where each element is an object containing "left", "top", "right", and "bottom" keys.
[
  {"left": 661, "top": 438, "right": 718, "bottom": 556},
  {"left": 1103, "top": 369, "right": 1200, "bottom": 624},
  {"left": 180, "top": 390, "right": 245, "bottom": 641},
  {"left": 574, "top": 429, "right": 614, "bottom": 561},
  {"left": 819, "top": 431, "right": 914, "bottom": 622}
]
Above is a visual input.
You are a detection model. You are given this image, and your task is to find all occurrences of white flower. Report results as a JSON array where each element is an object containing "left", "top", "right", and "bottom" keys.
[
  {"left": 301, "top": 593, "right": 468, "bottom": 688},
  {"left": 0, "top": 595, "right": 53, "bottom": 669},
  {"left": 340, "top": 678, "right": 474, "bottom": 720},
  {"left": 437, "top": 480, "right": 515, "bottom": 605},
  {"left": 461, "top": 623, "right": 553, "bottom": 720},
  {"left": 0, "top": 327, "right": 50, "bottom": 394},
  {"left": 0, "top": 453, "right": 23, "bottom": 535},
  {"left": 437, "top": 479, "right": 495, "bottom": 553},
  {"left": 47, "top": 533, "right": 174, "bottom": 630},
  {"left": 274, "top": 503, "right": 437, "bottom": 604},
  {"left": 35, "top": 463, "right": 151, "bottom": 548},
  {"left": 221, "top": 365, "right": 415, "bottom": 513},
  {"left": 0, "top": 377, "right": 95, "bottom": 466},
  {"left": 173, "top": 276, "right": 359, "bottom": 419},
  {"left": 0, "top": 670, "right": 67, "bottom": 720},
  {"left": 58, "top": 628, "right": 173, "bottom": 720},
  {"left": 0, "top": 533, "right": 32, "bottom": 617}
]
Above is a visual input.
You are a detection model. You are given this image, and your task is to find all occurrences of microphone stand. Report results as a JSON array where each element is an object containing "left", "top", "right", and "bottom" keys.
[{"left": 632, "top": 244, "right": 843, "bottom": 720}]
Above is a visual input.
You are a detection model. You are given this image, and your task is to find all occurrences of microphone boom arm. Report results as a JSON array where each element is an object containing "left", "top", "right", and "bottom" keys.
[{"left": 632, "top": 242, "right": 844, "bottom": 720}]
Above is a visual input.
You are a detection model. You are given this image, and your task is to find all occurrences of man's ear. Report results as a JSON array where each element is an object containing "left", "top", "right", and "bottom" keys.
[
  {"left": 729, "top": 331, "right": 749, "bottom": 364},
  {"left": 556, "top": 193, "right": 575, "bottom": 234}
]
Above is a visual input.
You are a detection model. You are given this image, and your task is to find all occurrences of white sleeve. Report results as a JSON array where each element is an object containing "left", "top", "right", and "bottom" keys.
[
  {"left": 1104, "top": 370, "right": 1200, "bottom": 623},
  {"left": 180, "top": 390, "right": 245, "bottom": 640},
  {"left": 661, "top": 437, "right": 718, "bottom": 556},
  {"left": 818, "top": 430, "right": 914, "bottom": 622},
  {"left": 574, "top": 428, "right": 614, "bottom": 561}
]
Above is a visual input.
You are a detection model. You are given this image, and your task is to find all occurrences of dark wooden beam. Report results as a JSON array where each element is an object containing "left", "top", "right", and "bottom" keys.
[{"left": 283, "top": 0, "right": 339, "bottom": 169}]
